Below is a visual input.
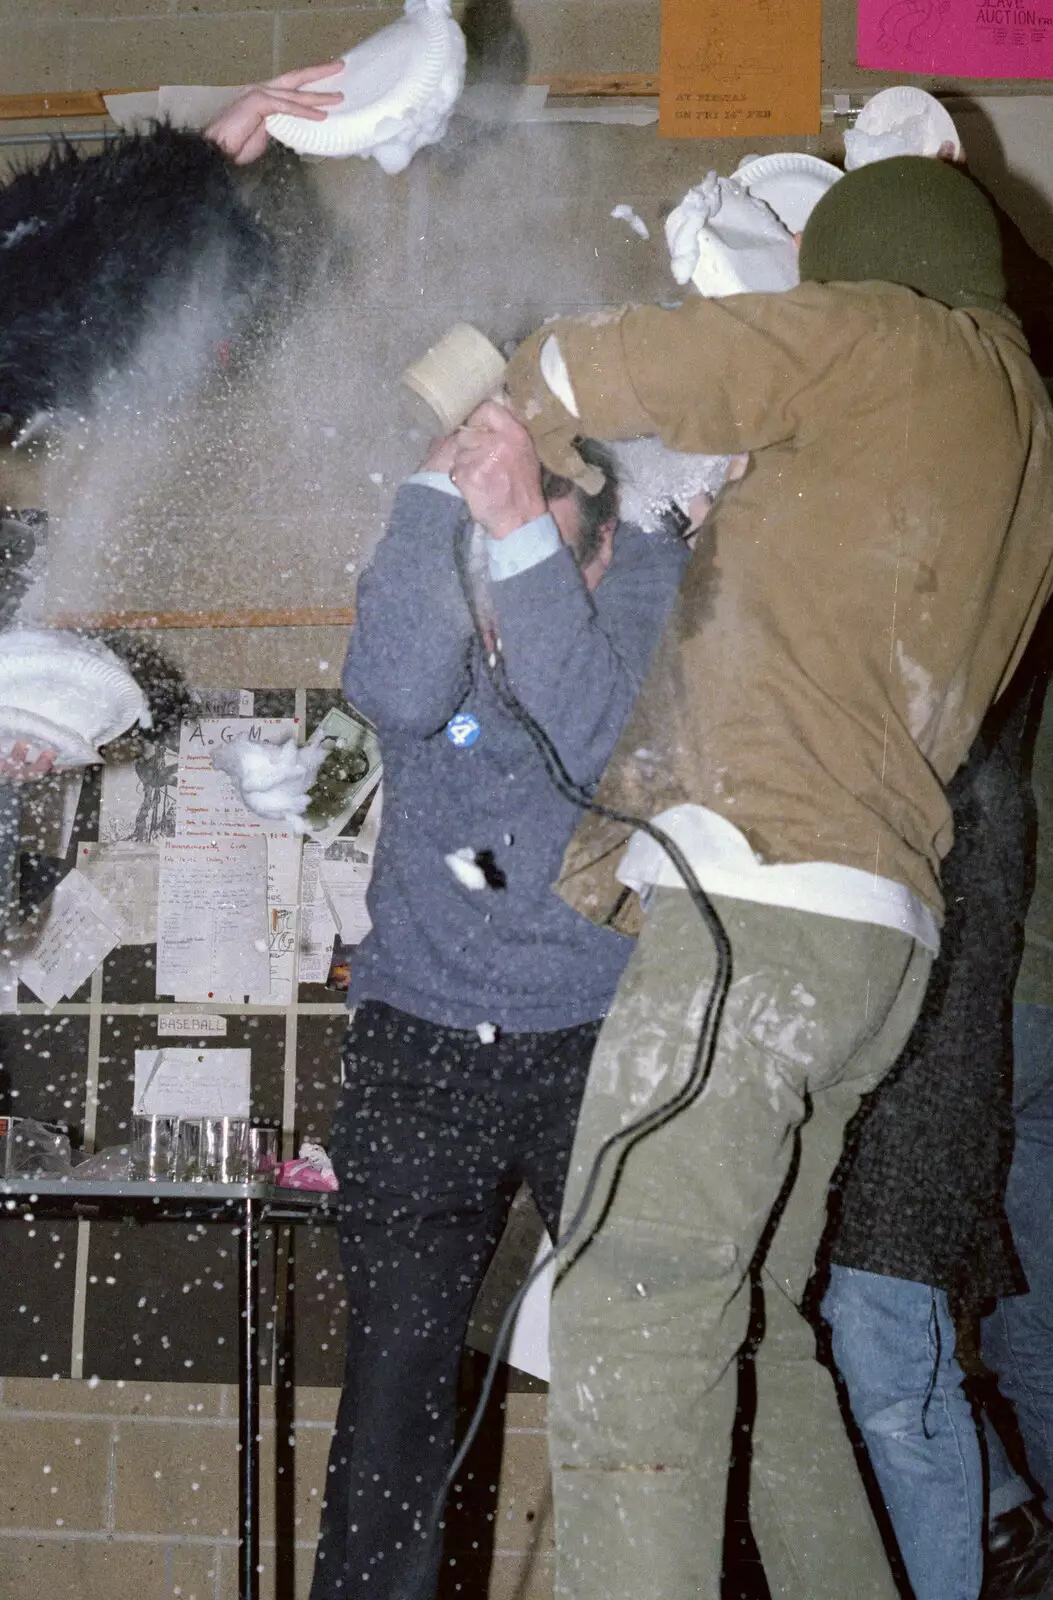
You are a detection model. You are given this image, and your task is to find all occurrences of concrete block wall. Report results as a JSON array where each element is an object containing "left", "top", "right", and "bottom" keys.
[
  {"left": 3, "top": 0, "right": 1052, "bottom": 102},
  {"left": 0, "top": 1378, "right": 554, "bottom": 1599}
]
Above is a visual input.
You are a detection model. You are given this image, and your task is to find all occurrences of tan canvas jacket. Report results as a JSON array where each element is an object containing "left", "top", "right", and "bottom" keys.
[{"left": 532, "top": 283, "right": 1053, "bottom": 929}]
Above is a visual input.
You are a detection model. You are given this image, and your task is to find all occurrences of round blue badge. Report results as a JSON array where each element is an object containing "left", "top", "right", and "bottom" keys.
[{"left": 446, "top": 712, "right": 481, "bottom": 748}]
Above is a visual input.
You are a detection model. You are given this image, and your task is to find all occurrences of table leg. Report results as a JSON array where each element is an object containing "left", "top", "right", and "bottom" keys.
[
  {"left": 274, "top": 1224, "right": 296, "bottom": 1600},
  {"left": 238, "top": 1196, "right": 260, "bottom": 1600}
]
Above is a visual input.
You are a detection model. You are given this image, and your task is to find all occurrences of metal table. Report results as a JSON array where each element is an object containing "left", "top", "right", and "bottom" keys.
[{"left": 0, "top": 1177, "right": 336, "bottom": 1600}]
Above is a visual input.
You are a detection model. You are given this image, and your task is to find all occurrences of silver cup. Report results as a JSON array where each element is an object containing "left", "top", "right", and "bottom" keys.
[
  {"left": 130, "top": 1114, "right": 180, "bottom": 1181},
  {"left": 248, "top": 1125, "right": 280, "bottom": 1179},
  {"left": 180, "top": 1118, "right": 249, "bottom": 1182},
  {"left": 176, "top": 1118, "right": 207, "bottom": 1182},
  {"left": 218, "top": 1118, "right": 250, "bottom": 1183}
]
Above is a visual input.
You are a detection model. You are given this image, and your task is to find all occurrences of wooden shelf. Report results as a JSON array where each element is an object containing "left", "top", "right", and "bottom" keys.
[
  {"left": 43, "top": 606, "right": 357, "bottom": 631},
  {"left": 0, "top": 74, "right": 658, "bottom": 123}
]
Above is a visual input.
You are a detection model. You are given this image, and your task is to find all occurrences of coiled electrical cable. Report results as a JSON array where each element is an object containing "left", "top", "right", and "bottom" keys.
[{"left": 425, "top": 518, "right": 734, "bottom": 1539}]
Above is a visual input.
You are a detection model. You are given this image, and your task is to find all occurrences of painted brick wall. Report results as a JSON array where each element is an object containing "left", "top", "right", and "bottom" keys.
[{"left": 0, "top": 1378, "right": 554, "bottom": 1599}]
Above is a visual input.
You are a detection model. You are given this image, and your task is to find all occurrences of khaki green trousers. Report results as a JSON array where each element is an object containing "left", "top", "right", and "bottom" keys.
[{"left": 549, "top": 889, "right": 933, "bottom": 1600}]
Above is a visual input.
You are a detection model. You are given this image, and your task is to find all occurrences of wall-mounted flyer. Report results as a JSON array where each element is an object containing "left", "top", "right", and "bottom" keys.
[
  {"left": 659, "top": 0, "right": 822, "bottom": 138},
  {"left": 858, "top": 0, "right": 1053, "bottom": 78}
]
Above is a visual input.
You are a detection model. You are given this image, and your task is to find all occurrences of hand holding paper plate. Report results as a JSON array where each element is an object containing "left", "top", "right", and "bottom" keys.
[
  {"left": 0, "top": 629, "right": 151, "bottom": 772},
  {"left": 265, "top": 0, "right": 467, "bottom": 172}
]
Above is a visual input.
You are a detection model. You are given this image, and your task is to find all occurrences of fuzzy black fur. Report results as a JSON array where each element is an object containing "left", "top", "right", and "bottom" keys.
[{"left": 0, "top": 125, "right": 319, "bottom": 430}]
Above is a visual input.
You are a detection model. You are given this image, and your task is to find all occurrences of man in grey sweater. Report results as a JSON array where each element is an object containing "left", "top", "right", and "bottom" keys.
[{"left": 309, "top": 402, "right": 687, "bottom": 1600}]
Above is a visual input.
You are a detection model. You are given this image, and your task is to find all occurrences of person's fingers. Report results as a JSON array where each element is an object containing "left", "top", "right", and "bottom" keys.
[
  {"left": 451, "top": 442, "right": 506, "bottom": 480},
  {"left": 253, "top": 90, "right": 341, "bottom": 117},
  {"left": 274, "top": 89, "right": 344, "bottom": 106},
  {"left": 465, "top": 398, "right": 524, "bottom": 436},
  {"left": 267, "top": 61, "right": 343, "bottom": 90},
  {"left": 30, "top": 750, "right": 55, "bottom": 775},
  {"left": 261, "top": 101, "right": 330, "bottom": 122},
  {"left": 10, "top": 742, "right": 28, "bottom": 763}
]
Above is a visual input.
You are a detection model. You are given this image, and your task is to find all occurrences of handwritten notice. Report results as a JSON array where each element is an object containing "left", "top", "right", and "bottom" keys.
[
  {"left": 156, "top": 835, "right": 269, "bottom": 1003},
  {"left": 16, "top": 868, "right": 127, "bottom": 1008},
  {"left": 858, "top": 0, "right": 1053, "bottom": 78},
  {"left": 659, "top": 0, "right": 821, "bottom": 139},
  {"left": 175, "top": 717, "right": 298, "bottom": 836},
  {"left": 134, "top": 1048, "right": 250, "bottom": 1118},
  {"left": 176, "top": 718, "right": 301, "bottom": 1003}
]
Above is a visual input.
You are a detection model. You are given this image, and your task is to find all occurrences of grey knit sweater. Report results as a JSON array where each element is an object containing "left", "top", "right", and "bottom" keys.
[{"left": 342, "top": 480, "right": 687, "bottom": 1033}]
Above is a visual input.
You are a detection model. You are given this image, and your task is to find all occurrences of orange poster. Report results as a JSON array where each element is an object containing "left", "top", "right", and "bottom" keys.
[{"left": 659, "top": 0, "right": 823, "bottom": 139}]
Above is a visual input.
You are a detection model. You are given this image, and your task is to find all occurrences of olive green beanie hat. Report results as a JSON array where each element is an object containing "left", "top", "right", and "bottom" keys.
[{"left": 798, "top": 155, "right": 1008, "bottom": 315}]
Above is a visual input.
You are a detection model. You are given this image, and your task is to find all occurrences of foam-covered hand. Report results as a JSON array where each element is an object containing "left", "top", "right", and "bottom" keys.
[{"left": 504, "top": 327, "right": 605, "bottom": 495}]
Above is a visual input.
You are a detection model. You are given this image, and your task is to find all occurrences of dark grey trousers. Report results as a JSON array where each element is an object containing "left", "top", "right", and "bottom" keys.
[{"left": 309, "top": 999, "right": 599, "bottom": 1600}]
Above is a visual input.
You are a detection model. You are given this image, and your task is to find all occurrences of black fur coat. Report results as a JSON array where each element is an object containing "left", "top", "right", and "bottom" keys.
[
  {"left": 0, "top": 125, "right": 316, "bottom": 430},
  {"left": 823, "top": 626, "right": 1053, "bottom": 1307}
]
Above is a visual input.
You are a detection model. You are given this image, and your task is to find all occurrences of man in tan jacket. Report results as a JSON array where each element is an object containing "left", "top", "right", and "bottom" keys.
[{"left": 503, "top": 157, "right": 1053, "bottom": 1600}]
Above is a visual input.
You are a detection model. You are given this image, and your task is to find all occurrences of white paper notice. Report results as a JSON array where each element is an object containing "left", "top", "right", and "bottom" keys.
[
  {"left": 77, "top": 841, "right": 160, "bottom": 945},
  {"left": 299, "top": 843, "right": 338, "bottom": 985},
  {"left": 156, "top": 836, "right": 269, "bottom": 1002},
  {"left": 16, "top": 868, "right": 127, "bottom": 1008},
  {"left": 317, "top": 790, "right": 381, "bottom": 948},
  {"left": 134, "top": 1048, "right": 250, "bottom": 1117},
  {"left": 176, "top": 718, "right": 301, "bottom": 1003},
  {"left": 506, "top": 1233, "right": 554, "bottom": 1381}
]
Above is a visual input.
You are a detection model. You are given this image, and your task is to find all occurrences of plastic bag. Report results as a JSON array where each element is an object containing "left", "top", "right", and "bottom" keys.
[
  {"left": 3, "top": 1117, "right": 72, "bottom": 1177},
  {"left": 73, "top": 1144, "right": 132, "bottom": 1180}
]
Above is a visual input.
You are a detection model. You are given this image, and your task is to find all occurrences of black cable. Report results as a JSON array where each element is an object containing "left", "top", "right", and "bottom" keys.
[{"left": 423, "top": 520, "right": 734, "bottom": 1540}]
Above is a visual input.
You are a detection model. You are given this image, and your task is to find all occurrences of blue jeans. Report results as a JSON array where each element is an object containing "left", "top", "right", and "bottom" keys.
[
  {"left": 822, "top": 1265, "right": 984, "bottom": 1600},
  {"left": 982, "top": 1002, "right": 1053, "bottom": 1513}
]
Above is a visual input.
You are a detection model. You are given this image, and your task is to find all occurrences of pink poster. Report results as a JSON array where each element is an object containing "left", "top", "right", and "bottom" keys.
[{"left": 858, "top": 0, "right": 1053, "bottom": 77}]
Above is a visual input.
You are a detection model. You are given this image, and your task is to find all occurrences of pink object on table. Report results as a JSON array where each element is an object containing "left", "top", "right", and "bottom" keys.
[{"left": 275, "top": 1157, "right": 338, "bottom": 1191}]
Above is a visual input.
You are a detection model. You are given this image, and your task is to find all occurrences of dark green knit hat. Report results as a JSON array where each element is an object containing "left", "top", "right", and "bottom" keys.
[{"left": 798, "top": 155, "right": 1007, "bottom": 314}]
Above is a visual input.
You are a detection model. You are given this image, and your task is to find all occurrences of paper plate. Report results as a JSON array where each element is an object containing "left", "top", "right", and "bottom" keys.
[
  {"left": 0, "top": 628, "right": 149, "bottom": 768},
  {"left": 733, "top": 153, "right": 843, "bottom": 233},
  {"left": 265, "top": 4, "right": 465, "bottom": 159},
  {"left": 853, "top": 86, "right": 963, "bottom": 160}
]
